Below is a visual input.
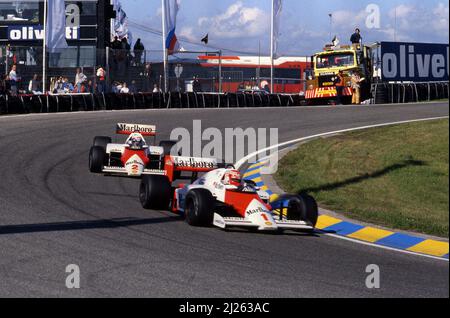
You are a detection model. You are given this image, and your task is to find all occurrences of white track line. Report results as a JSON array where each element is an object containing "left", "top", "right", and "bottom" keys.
[
  {"left": 236, "top": 116, "right": 450, "bottom": 262},
  {"left": 1, "top": 101, "right": 448, "bottom": 120},
  {"left": 236, "top": 116, "right": 449, "bottom": 169}
]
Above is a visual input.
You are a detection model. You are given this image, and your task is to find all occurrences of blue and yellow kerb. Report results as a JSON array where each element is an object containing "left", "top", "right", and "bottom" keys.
[{"left": 243, "top": 161, "right": 449, "bottom": 259}]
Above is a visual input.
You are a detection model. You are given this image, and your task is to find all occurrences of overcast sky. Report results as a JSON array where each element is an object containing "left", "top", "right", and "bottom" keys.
[{"left": 121, "top": 0, "right": 450, "bottom": 57}]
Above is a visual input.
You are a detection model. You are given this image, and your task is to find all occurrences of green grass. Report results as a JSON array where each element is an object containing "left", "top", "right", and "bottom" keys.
[{"left": 275, "top": 119, "right": 449, "bottom": 237}]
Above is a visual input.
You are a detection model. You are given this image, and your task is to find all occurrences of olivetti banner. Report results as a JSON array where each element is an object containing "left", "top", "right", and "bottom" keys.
[{"left": 381, "top": 42, "right": 449, "bottom": 82}]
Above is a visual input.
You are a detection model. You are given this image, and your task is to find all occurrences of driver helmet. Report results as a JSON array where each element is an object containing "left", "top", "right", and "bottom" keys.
[
  {"left": 222, "top": 169, "right": 242, "bottom": 187},
  {"left": 128, "top": 135, "right": 145, "bottom": 150}
]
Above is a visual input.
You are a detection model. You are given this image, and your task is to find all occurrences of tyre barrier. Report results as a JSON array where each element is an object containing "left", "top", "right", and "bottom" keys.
[
  {"left": 372, "top": 82, "right": 449, "bottom": 104},
  {"left": 0, "top": 92, "right": 307, "bottom": 115}
]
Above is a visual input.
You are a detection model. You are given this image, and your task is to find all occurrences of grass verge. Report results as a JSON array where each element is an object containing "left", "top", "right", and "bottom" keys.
[{"left": 275, "top": 119, "right": 449, "bottom": 237}]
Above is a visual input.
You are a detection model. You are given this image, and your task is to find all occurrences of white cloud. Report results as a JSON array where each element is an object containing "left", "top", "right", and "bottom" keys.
[
  {"left": 179, "top": 26, "right": 197, "bottom": 42},
  {"left": 432, "top": 2, "right": 450, "bottom": 33},
  {"left": 331, "top": 9, "right": 367, "bottom": 29},
  {"left": 198, "top": 1, "right": 269, "bottom": 39}
]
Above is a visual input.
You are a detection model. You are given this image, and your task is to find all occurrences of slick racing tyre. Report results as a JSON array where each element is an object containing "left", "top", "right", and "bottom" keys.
[
  {"left": 89, "top": 146, "right": 106, "bottom": 173},
  {"left": 185, "top": 189, "right": 215, "bottom": 227},
  {"left": 286, "top": 194, "right": 319, "bottom": 228},
  {"left": 139, "top": 175, "right": 172, "bottom": 210},
  {"left": 93, "top": 136, "right": 112, "bottom": 151}
]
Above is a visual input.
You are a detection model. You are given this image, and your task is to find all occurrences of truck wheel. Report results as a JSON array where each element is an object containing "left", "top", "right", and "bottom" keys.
[
  {"left": 89, "top": 146, "right": 106, "bottom": 173},
  {"left": 139, "top": 175, "right": 172, "bottom": 210},
  {"left": 93, "top": 136, "right": 112, "bottom": 150},
  {"left": 185, "top": 189, "right": 215, "bottom": 227},
  {"left": 287, "top": 194, "right": 318, "bottom": 227}
]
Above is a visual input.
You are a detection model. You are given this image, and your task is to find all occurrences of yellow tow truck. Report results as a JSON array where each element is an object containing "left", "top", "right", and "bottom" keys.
[{"left": 305, "top": 43, "right": 376, "bottom": 105}]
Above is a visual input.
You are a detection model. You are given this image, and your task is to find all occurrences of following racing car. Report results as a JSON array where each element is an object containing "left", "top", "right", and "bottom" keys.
[
  {"left": 89, "top": 123, "right": 179, "bottom": 178},
  {"left": 139, "top": 164, "right": 319, "bottom": 232}
]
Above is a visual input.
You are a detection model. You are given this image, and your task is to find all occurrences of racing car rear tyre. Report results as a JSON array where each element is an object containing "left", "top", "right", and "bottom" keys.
[
  {"left": 185, "top": 189, "right": 215, "bottom": 227},
  {"left": 139, "top": 175, "right": 172, "bottom": 210},
  {"left": 287, "top": 194, "right": 319, "bottom": 228},
  {"left": 89, "top": 146, "right": 106, "bottom": 173}
]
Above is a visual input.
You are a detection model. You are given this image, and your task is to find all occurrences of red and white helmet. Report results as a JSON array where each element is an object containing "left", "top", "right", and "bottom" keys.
[
  {"left": 222, "top": 169, "right": 242, "bottom": 187},
  {"left": 127, "top": 134, "right": 145, "bottom": 150}
]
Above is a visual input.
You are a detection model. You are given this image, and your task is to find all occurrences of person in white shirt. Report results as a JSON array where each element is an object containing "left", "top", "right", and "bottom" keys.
[
  {"left": 75, "top": 68, "right": 87, "bottom": 93},
  {"left": 152, "top": 84, "right": 162, "bottom": 93},
  {"left": 9, "top": 64, "right": 19, "bottom": 95},
  {"left": 120, "top": 82, "right": 130, "bottom": 94}
]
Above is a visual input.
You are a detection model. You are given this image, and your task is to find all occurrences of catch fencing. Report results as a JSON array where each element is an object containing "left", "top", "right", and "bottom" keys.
[
  {"left": 0, "top": 92, "right": 306, "bottom": 115},
  {"left": 372, "top": 82, "right": 449, "bottom": 104}
]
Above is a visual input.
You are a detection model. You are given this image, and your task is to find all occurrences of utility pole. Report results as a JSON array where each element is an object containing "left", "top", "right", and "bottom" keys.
[
  {"left": 43, "top": 0, "right": 48, "bottom": 94},
  {"left": 161, "top": 0, "right": 169, "bottom": 93},
  {"left": 270, "top": 0, "right": 274, "bottom": 93}
]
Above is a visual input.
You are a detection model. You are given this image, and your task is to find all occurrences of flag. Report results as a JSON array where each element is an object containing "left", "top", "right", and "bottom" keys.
[
  {"left": 332, "top": 35, "right": 340, "bottom": 47},
  {"left": 45, "top": 0, "right": 68, "bottom": 53},
  {"left": 272, "top": 0, "right": 283, "bottom": 58},
  {"left": 163, "top": 0, "right": 183, "bottom": 54},
  {"left": 201, "top": 34, "right": 209, "bottom": 45},
  {"left": 113, "top": 1, "right": 133, "bottom": 45}
]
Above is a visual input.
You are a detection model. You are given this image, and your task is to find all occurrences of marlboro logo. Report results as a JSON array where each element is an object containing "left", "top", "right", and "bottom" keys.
[
  {"left": 173, "top": 157, "right": 217, "bottom": 169},
  {"left": 116, "top": 123, "right": 156, "bottom": 136}
]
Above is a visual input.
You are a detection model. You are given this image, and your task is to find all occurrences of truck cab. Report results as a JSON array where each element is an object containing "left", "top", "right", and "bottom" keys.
[{"left": 306, "top": 44, "right": 375, "bottom": 104}]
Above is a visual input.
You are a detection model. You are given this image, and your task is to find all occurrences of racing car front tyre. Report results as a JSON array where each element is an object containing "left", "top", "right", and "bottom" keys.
[
  {"left": 185, "top": 189, "right": 215, "bottom": 227},
  {"left": 89, "top": 146, "right": 106, "bottom": 173},
  {"left": 287, "top": 194, "right": 319, "bottom": 228},
  {"left": 93, "top": 136, "right": 112, "bottom": 150},
  {"left": 139, "top": 175, "right": 172, "bottom": 210}
]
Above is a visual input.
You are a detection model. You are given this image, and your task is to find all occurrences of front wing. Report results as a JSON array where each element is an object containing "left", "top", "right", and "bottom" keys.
[
  {"left": 102, "top": 166, "right": 167, "bottom": 177},
  {"left": 213, "top": 213, "right": 314, "bottom": 231}
]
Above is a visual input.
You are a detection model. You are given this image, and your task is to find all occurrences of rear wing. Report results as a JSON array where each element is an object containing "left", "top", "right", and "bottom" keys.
[
  {"left": 164, "top": 156, "right": 219, "bottom": 182},
  {"left": 116, "top": 123, "right": 156, "bottom": 137}
]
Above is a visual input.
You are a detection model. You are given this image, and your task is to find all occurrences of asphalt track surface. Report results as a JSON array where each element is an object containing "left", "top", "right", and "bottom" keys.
[{"left": 0, "top": 102, "right": 448, "bottom": 298}]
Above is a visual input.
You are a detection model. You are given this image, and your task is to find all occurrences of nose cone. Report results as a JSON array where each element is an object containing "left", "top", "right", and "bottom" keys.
[
  {"left": 125, "top": 154, "right": 145, "bottom": 176},
  {"left": 245, "top": 199, "right": 278, "bottom": 231}
]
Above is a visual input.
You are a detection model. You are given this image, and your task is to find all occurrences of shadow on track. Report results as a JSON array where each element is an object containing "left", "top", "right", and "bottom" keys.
[{"left": 0, "top": 216, "right": 183, "bottom": 236}]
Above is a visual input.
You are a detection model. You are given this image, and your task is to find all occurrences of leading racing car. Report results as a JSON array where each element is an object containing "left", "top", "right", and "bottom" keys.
[{"left": 139, "top": 162, "right": 319, "bottom": 233}]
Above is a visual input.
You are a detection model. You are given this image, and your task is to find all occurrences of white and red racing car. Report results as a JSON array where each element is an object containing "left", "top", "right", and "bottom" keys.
[
  {"left": 89, "top": 123, "right": 179, "bottom": 178},
  {"left": 139, "top": 163, "right": 319, "bottom": 232}
]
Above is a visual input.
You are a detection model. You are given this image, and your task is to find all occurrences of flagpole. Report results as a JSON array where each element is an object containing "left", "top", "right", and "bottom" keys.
[
  {"left": 270, "top": 0, "right": 274, "bottom": 94},
  {"left": 162, "top": 0, "right": 169, "bottom": 93},
  {"left": 43, "top": 0, "right": 47, "bottom": 94}
]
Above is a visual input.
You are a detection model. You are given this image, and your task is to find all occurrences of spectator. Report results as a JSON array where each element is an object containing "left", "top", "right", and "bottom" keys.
[
  {"left": 120, "top": 82, "right": 130, "bottom": 94},
  {"left": 350, "top": 28, "right": 362, "bottom": 48},
  {"left": 193, "top": 76, "right": 202, "bottom": 93},
  {"left": 133, "top": 38, "right": 145, "bottom": 66},
  {"left": 129, "top": 80, "right": 137, "bottom": 93},
  {"left": 9, "top": 65, "right": 19, "bottom": 96},
  {"left": 96, "top": 66, "right": 106, "bottom": 93},
  {"left": 86, "top": 80, "right": 94, "bottom": 94},
  {"left": 152, "top": 84, "right": 162, "bottom": 93},
  {"left": 143, "top": 63, "right": 153, "bottom": 92},
  {"left": 335, "top": 70, "right": 345, "bottom": 105},
  {"left": 75, "top": 68, "right": 87, "bottom": 93},
  {"left": 28, "top": 74, "right": 42, "bottom": 94}
]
